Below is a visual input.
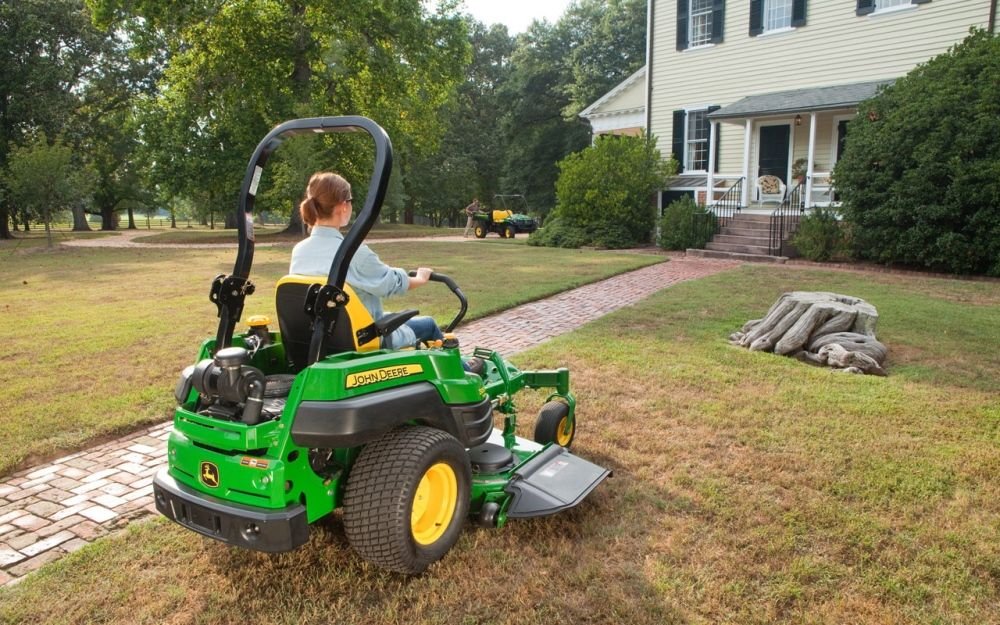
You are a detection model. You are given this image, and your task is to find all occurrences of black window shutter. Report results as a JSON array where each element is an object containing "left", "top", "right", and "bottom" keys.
[
  {"left": 911, "top": 0, "right": 931, "bottom": 4},
  {"left": 710, "top": 0, "right": 725, "bottom": 43},
  {"left": 708, "top": 106, "right": 721, "bottom": 172},
  {"left": 856, "top": 0, "right": 875, "bottom": 16},
  {"left": 791, "top": 0, "right": 807, "bottom": 26},
  {"left": 672, "top": 110, "right": 686, "bottom": 173},
  {"left": 749, "top": 0, "right": 763, "bottom": 36},
  {"left": 677, "top": 0, "right": 689, "bottom": 51}
]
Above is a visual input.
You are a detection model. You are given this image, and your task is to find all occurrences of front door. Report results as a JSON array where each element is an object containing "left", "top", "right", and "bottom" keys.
[{"left": 758, "top": 124, "right": 791, "bottom": 183}]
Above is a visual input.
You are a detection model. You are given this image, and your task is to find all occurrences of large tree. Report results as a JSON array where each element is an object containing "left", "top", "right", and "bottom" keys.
[
  {"left": 90, "top": 0, "right": 469, "bottom": 230},
  {"left": 0, "top": 0, "right": 107, "bottom": 238},
  {"left": 405, "top": 20, "right": 515, "bottom": 225},
  {"left": 499, "top": 0, "right": 646, "bottom": 217}
]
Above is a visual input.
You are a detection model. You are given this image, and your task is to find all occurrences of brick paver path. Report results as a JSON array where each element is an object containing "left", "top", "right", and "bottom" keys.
[{"left": 0, "top": 255, "right": 738, "bottom": 585}]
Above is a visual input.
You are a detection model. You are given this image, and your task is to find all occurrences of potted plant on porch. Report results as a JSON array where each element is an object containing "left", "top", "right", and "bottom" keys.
[{"left": 791, "top": 158, "right": 808, "bottom": 185}]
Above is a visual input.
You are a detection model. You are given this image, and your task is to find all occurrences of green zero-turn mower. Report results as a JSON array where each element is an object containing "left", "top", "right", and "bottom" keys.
[{"left": 152, "top": 116, "right": 610, "bottom": 574}]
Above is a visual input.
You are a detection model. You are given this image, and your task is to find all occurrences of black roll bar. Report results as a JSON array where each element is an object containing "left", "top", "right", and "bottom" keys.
[{"left": 212, "top": 116, "right": 393, "bottom": 352}]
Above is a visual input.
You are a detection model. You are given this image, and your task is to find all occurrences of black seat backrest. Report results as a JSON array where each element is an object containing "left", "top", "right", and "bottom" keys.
[{"left": 275, "top": 275, "right": 380, "bottom": 371}]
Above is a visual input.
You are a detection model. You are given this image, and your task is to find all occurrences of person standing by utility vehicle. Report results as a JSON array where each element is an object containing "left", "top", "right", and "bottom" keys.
[{"left": 462, "top": 197, "right": 480, "bottom": 237}]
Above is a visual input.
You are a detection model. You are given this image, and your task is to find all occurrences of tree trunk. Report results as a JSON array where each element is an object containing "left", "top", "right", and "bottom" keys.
[
  {"left": 127, "top": 207, "right": 136, "bottom": 229},
  {"left": 282, "top": 199, "right": 305, "bottom": 236},
  {"left": 44, "top": 208, "right": 53, "bottom": 248},
  {"left": 731, "top": 291, "right": 887, "bottom": 375},
  {"left": 21, "top": 207, "right": 30, "bottom": 232},
  {"left": 0, "top": 203, "right": 11, "bottom": 239},
  {"left": 224, "top": 210, "right": 238, "bottom": 229},
  {"left": 170, "top": 208, "right": 177, "bottom": 228},
  {"left": 101, "top": 205, "right": 117, "bottom": 230},
  {"left": 71, "top": 204, "right": 91, "bottom": 231}
]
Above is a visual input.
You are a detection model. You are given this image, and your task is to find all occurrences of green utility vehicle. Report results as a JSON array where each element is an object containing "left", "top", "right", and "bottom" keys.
[
  {"left": 152, "top": 116, "right": 609, "bottom": 574},
  {"left": 471, "top": 194, "right": 537, "bottom": 239}
]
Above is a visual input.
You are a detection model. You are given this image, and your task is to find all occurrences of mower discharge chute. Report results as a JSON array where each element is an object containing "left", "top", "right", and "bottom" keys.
[{"left": 152, "top": 116, "right": 609, "bottom": 574}]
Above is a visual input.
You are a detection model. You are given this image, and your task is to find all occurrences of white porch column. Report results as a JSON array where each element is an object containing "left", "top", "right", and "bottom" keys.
[
  {"left": 806, "top": 113, "right": 817, "bottom": 207},
  {"left": 742, "top": 119, "right": 752, "bottom": 206},
  {"left": 706, "top": 120, "right": 717, "bottom": 206}
]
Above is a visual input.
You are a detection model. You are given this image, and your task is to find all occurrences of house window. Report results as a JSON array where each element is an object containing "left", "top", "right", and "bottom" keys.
[
  {"left": 764, "top": 0, "right": 793, "bottom": 30},
  {"left": 751, "top": 0, "right": 806, "bottom": 37},
  {"left": 689, "top": 0, "right": 714, "bottom": 47},
  {"left": 856, "top": 0, "right": 929, "bottom": 16},
  {"left": 686, "top": 110, "right": 709, "bottom": 171}
]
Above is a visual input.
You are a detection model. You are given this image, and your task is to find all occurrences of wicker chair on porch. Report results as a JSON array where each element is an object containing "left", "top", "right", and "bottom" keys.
[{"left": 755, "top": 175, "right": 786, "bottom": 205}]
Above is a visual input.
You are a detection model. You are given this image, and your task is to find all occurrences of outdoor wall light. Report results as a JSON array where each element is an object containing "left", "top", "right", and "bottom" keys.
[{"left": 795, "top": 114, "right": 802, "bottom": 126}]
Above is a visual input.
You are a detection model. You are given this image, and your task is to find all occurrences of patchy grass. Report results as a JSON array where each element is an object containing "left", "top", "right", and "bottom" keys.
[
  {"left": 2, "top": 264, "right": 998, "bottom": 623},
  {"left": 0, "top": 242, "right": 661, "bottom": 475},
  {"left": 134, "top": 222, "right": 461, "bottom": 244},
  {"left": 0, "top": 230, "right": 116, "bottom": 252}
]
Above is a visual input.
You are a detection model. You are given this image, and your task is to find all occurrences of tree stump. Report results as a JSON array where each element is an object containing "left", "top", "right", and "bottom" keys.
[{"left": 729, "top": 292, "right": 888, "bottom": 375}]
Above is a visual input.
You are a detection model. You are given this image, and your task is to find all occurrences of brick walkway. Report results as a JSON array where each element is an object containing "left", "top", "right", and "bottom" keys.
[{"left": 0, "top": 255, "right": 738, "bottom": 586}]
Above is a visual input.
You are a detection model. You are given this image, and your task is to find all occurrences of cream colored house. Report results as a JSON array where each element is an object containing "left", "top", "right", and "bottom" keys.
[
  {"left": 579, "top": 66, "right": 647, "bottom": 137},
  {"left": 644, "top": 0, "right": 998, "bottom": 211}
]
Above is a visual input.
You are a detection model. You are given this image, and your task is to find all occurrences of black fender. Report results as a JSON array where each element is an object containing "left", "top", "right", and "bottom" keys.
[{"left": 290, "top": 382, "right": 492, "bottom": 449}]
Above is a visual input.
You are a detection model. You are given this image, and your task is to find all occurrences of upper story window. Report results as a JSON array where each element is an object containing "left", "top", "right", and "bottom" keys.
[
  {"left": 676, "top": 0, "right": 725, "bottom": 51},
  {"left": 764, "top": 0, "right": 793, "bottom": 30},
  {"left": 856, "top": 0, "right": 930, "bottom": 16},
  {"left": 690, "top": 0, "right": 715, "bottom": 46},
  {"left": 750, "top": 0, "right": 806, "bottom": 36}
]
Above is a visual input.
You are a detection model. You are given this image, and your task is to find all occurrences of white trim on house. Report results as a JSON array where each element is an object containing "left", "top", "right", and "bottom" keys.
[
  {"left": 578, "top": 66, "right": 647, "bottom": 119},
  {"left": 587, "top": 111, "right": 646, "bottom": 134},
  {"left": 754, "top": 118, "right": 795, "bottom": 186}
]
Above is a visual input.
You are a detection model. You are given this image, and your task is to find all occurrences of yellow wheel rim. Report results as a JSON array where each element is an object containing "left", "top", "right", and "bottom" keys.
[
  {"left": 411, "top": 462, "right": 458, "bottom": 546},
  {"left": 475, "top": 227, "right": 484, "bottom": 237},
  {"left": 556, "top": 416, "right": 573, "bottom": 446}
]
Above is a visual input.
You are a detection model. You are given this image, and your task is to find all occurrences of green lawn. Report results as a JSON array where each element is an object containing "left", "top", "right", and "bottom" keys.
[
  {"left": 0, "top": 241, "right": 662, "bottom": 475},
  {"left": 132, "top": 222, "right": 461, "bottom": 244},
  {"left": 2, "top": 264, "right": 998, "bottom": 624}
]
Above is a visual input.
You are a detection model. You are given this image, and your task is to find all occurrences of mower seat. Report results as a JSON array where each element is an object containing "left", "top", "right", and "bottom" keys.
[{"left": 275, "top": 275, "right": 394, "bottom": 371}]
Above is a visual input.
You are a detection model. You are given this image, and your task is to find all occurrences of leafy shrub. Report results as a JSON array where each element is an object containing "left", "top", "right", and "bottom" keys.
[
  {"left": 527, "top": 216, "right": 589, "bottom": 248},
  {"left": 791, "top": 207, "right": 850, "bottom": 262},
  {"left": 533, "top": 135, "right": 674, "bottom": 249},
  {"left": 656, "top": 195, "right": 716, "bottom": 250},
  {"left": 833, "top": 29, "right": 1000, "bottom": 275}
]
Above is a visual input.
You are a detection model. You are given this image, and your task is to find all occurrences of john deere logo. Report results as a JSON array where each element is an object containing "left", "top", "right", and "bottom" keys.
[
  {"left": 200, "top": 461, "right": 220, "bottom": 488},
  {"left": 346, "top": 364, "right": 423, "bottom": 389}
]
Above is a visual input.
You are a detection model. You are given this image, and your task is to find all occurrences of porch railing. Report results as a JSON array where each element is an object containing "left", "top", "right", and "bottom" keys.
[
  {"left": 707, "top": 177, "right": 744, "bottom": 234},
  {"left": 769, "top": 182, "right": 805, "bottom": 255}
]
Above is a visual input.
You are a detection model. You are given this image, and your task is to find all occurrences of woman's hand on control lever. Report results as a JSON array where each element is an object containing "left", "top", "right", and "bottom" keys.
[{"left": 408, "top": 267, "right": 433, "bottom": 290}]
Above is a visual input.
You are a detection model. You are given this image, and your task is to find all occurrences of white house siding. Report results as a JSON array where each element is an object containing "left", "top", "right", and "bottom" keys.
[{"left": 649, "top": 0, "right": 995, "bottom": 173}]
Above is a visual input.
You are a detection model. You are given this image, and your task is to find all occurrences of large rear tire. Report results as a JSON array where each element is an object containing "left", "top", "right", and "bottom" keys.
[
  {"left": 474, "top": 223, "right": 487, "bottom": 238},
  {"left": 343, "top": 426, "right": 471, "bottom": 574},
  {"left": 502, "top": 224, "right": 515, "bottom": 239}
]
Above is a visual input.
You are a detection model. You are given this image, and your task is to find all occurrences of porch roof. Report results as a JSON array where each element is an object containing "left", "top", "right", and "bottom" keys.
[{"left": 708, "top": 79, "right": 895, "bottom": 120}]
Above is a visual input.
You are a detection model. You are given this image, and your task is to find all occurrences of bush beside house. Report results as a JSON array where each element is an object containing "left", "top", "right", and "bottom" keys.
[
  {"left": 834, "top": 30, "right": 1000, "bottom": 276},
  {"left": 530, "top": 135, "right": 674, "bottom": 249},
  {"left": 657, "top": 195, "right": 715, "bottom": 250}
]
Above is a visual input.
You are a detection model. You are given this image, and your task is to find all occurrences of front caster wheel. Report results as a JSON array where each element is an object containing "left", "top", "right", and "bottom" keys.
[
  {"left": 534, "top": 401, "right": 574, "bottom": 447},
  {"left": 343, "top": 426, "right": 471, "bottom": 574}
]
